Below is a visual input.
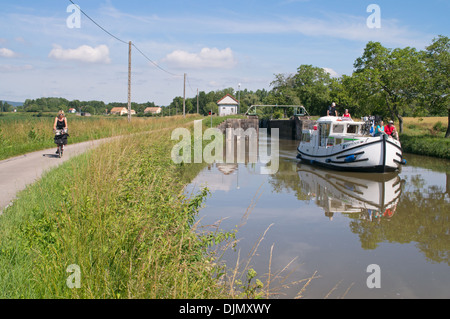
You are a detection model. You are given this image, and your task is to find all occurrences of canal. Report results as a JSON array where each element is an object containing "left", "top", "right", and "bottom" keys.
[{"left": 186, "top": 136, "right": 450, "bottom": 299}]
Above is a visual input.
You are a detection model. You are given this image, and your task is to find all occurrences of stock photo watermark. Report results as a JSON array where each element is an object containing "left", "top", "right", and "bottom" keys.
[
  {"left": 366, "top": 264, "right": 381, "bottom": 289},
  {"left": 67, "top": 4, "right": 81, "bottom": 29},
  {"left": 66, "top": 264, "right": 81, "bottom": 289},
  {"left": 367, "top": 4, "right": 381, "bottom": 29},
  {"left": 171, "top": 120, "right": 280, "bottom": 175}
]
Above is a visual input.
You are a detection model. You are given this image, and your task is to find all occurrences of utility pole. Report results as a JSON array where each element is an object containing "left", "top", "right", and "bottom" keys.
[
  {"left": 197, "top": 88, "right": 199, "bottom": 114},
  {"left": 127, "top": 41, "right": 132, "bottom": 123},
  {"left": 183, "top": 73, "right": 186, "bottom": 118},
  {"left": 238, "top": 83, "right": 241, "bottom": 114}
]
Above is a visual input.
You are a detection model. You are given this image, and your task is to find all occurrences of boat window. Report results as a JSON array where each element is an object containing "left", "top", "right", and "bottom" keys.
[
  {"left": 320, "top": 124, "right": 330, "bottom": 137},
  {"left": 327, "top": 137, "right": 334, "bottom": 147},
  {"left": 302, "top": 132, "right": 311, "bottom": 143},
  {"left": 332, "top": 124, "right": 344, "bottom": 134},
  {"left": 335, "top": 138, "right": 343, "bottom": 145},
  {"left": 320, "top": 124, "right": 330, "bottom": 147},
  {"left": 347, "top": 124, "right": 359, "bottom": 134}
]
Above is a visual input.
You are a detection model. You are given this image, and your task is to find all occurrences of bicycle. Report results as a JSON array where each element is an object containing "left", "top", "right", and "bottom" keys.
[{"left": 54, "top": 128, "right": 68, "bottom": 158}]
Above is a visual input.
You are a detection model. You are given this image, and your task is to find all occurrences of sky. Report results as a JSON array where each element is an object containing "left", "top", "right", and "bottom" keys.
[{"left": 0, "top": 0, "right": 449, "bottom": 106}]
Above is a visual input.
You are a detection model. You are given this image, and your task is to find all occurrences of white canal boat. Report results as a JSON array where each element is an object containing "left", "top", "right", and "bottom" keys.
[{"left": 296, "top": 116, "right": 403, "bottom": 173}]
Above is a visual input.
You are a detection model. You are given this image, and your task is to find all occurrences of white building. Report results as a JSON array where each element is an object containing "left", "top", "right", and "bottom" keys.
[
  {"left": 217, "top": 94, "right": 239, "bottom": 116},
  {"left": 110, "top": 107, "right": 136, "bottom": 116},
  {"left": 144, "top": 107, "right": 162, "bottom": 115}
]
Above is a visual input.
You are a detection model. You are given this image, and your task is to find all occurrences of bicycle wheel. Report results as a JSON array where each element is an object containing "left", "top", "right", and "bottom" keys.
[{"left": 58, "top": 145, "right": 62, "bottom": 158}]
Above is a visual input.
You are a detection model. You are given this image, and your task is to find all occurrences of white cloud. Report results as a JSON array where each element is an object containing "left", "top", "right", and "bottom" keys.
[
  {"left": 323, "top": 68, "right": 339, "bottom": 78},
  {"left": 0, "top": 48, "right": 17, "bottom": 58},
  {"left": 163, "top": 47, "right": 237, "bottom": 69},
  {"left": 175, "top": 13, "right": 431, "bottom": 48},
  {"left": 48, "top": 45, "right": 111, "bottom": 64}
]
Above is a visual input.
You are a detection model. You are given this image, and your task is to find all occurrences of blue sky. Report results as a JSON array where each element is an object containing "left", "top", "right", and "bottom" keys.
[{"left": 0, "top": 0, "right": 448, "bottom": 105}]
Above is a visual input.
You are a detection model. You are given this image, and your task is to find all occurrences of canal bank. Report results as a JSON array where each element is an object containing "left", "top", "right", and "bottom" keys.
[{"left": 0, "top": 120, "right": 231, "bottom": 299}]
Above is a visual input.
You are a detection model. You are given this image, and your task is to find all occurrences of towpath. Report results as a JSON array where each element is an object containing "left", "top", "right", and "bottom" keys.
[
  {"left": 0, "top": 138, "right": 110, "bottom": 214},
  {"left": 0, "top": 119, "right": 201, "bottom": 214}
]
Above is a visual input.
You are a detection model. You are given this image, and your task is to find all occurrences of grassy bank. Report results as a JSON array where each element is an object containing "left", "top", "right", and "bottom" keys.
[
  {"left": 0, "top": 118, "right": 232, "bottom": 298},
  {"left": 0, "top": 113, "right": 203, "bottom": 161},
  {"left": 400, "top": 117, "right": 450, "bottom": 160}
]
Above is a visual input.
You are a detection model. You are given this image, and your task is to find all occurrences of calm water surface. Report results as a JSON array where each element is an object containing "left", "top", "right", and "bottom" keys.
[{"left": 186, "top": 138, "right": 450, "bottom": 299}]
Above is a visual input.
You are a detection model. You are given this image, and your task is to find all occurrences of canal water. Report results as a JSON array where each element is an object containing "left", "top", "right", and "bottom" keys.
[{"left": 185, "top": 136, "right": 450, "bottom": 299}]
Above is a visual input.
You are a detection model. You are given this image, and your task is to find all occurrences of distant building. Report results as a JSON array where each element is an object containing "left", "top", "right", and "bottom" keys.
[
  {"left": 110, "top": 107, "right": 128, "bottom": 116},
  {"left": 68, "top": 108, "right": 76, "bottom": 114},
  {"left": 144, "top": 107, "right": 162, "bottom": 115},
  {"left": 217, "top": 94, "right": 239, "bottom": 116},
  {"left": 110, "top": 107, "right": 135, "bottom": 116}
]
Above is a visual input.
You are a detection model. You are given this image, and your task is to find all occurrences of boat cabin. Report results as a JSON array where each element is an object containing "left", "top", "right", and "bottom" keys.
[{"left": 301, "top": 117, "right": 366, "bottom": 148}]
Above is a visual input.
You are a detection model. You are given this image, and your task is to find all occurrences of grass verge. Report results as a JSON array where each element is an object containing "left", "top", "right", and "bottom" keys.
[
  {"left": 0, "top": 119, "right": 231, "bottom": 298},
  {"left": 400, "top": 117, "right": 450, "bottom": 160}
]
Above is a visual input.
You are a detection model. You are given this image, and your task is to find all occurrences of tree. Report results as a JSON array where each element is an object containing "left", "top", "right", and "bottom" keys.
[
  {"left": 240, "top": 92, "right": 261, "bottom": 114},
  {"left": 206, "top": 101, "right": 218, "bottom": 115},
  {"left": 423, "top": 35, "right": 450, "bottom": 137},
  {"left": 0, "top": 101, "right": 12, "bottom": 112},
  {"left": 169, "top": 97, "right": 184, "bottom": 115},
  {"left": 353, "top": 42, "right": 427, "bottom": 133},
  {"left": 329, "top": 76, "right": 364, "bottom": 117},
  {"left": 269, "top": 73, "right": 301, "bottom": 106},
  {"left": 292, "top": 65, "right": 333, "bottom": 116}
]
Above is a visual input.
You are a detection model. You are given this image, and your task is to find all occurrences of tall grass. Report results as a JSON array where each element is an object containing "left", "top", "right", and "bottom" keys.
[
  {"left": 0, "top": 113, "right": 202, "bottom": 160},
  {"left": 400, "top": 117, "right": 450, "bottom": 159},
  {"left": 0, "top": 118, "right": 230, "bottom": 298}
]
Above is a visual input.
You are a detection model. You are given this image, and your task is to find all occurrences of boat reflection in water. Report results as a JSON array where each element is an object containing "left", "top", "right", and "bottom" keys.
[{"left": 297, "top": 163, "right": 402, "bottom": 221}]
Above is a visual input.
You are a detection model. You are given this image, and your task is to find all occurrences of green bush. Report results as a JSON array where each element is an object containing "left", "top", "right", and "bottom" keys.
[
  {"left": 400, "top": 134, "right": 450, "bottom": 159},
  {"left": 432, "top": 121, "right": 446, "bottom": 133}
]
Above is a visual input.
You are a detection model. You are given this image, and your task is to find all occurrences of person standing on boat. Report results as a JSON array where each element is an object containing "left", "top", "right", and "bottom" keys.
[
  {"left": 384, "top": 120, "right": 399, "bottom": 140},
  {"left": 327, "top": 102, "right": 338, "bottom": 116},
  {"left": 343, "top": 109, "right": 352, "bottom": 119}
]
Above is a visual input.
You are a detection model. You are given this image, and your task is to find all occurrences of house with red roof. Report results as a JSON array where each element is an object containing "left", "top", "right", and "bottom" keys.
[{"left": 217, "top": 94, "right": 239, "bottom": 116}]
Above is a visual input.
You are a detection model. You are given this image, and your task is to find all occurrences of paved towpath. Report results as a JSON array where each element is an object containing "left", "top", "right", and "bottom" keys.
[
  {"left": 0, "top": 138, "right": 111, "bottom": 214},
  {"left": 0, "top": 119, "right": 200, "bottom": 214}
]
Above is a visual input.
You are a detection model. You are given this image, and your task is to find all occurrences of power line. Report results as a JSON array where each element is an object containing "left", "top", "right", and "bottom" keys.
[
  {"left": 131, "top": 43, "right": 182, "bottom": 77},
  {"left": 68, "top": 0, "right": 182, "bottom": 77},
  {"left": 68, "top": 0, "right": 128, "bottom": 44},
  {"left": 186, "top": 75, "right": 196, "bottom": 94}
]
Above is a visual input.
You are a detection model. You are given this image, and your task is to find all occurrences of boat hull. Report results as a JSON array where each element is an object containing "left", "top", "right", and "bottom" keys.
[{"left": 297, "top": 135, "right": 403, "bottom": 173}]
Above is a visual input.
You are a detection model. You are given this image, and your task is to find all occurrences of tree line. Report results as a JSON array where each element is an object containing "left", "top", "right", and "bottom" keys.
[
  {"left": 19, "top": 98, "right": 161, "bottom": 117},
  {"left": 0, "top": 101, "right": 14, "bottom": 113},
  {"left": 268, "top": 35, "right": 449, "bottom": 135},
  {"left": 12, "top": 36, "right": 449, "bottom": 136},
  {"left": 168, "top": 36, "right": 449, "bottom": 136}
]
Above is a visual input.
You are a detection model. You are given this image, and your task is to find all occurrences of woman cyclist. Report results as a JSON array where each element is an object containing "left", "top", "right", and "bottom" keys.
[{"left": 53, "top": 110, "right": 68, "bottom": 154}]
